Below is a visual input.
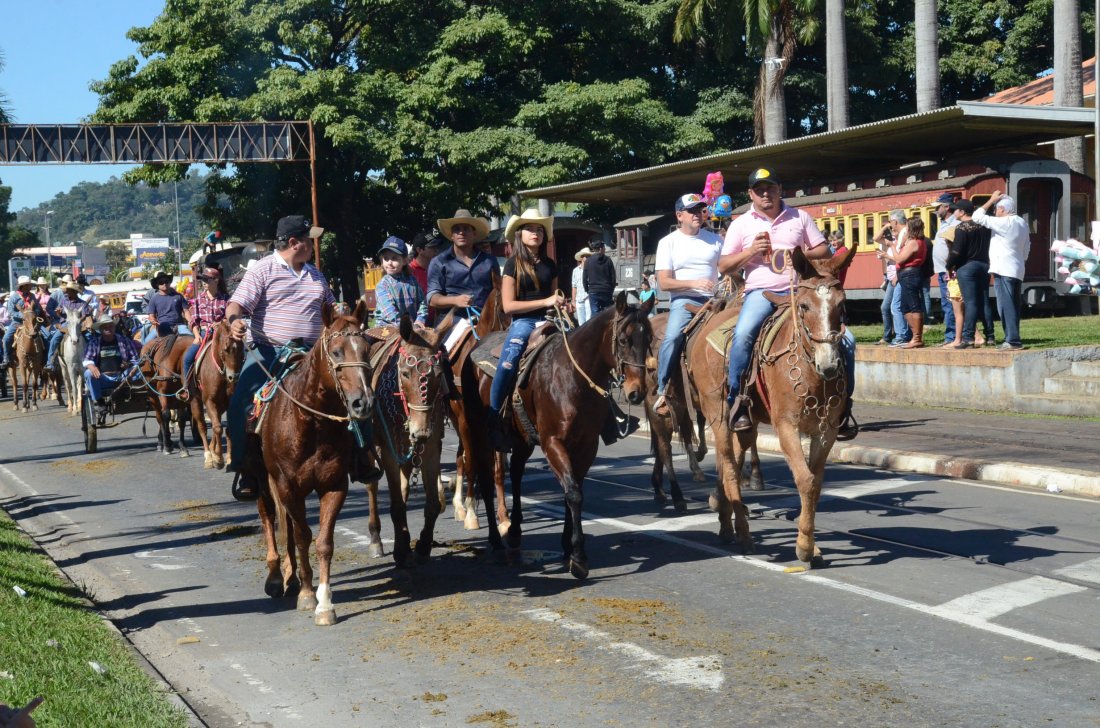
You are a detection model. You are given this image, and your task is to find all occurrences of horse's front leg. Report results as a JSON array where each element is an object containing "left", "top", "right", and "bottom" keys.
[
  {"left": 773, "top": 419, "right": 821, "bottom": 565},
  {"left": 313, "top": 485, "right": 348, "bottom": 626},
  {"left": 414, "top": 430, "right": 444, "bottom": 564},
  {"left": 284, "top": 496, "right": 316, "bottom": 612},
  {"left": 175, "top": 401, "right": 190, "bottom": 458},
  {"left": 380, "top": 443, "right": 414, "bottom": 568},
  {"left": 543, "top": 437, "right": 592, "bottom": 580},
  {"left": 648, "top": 423, "right": 669, "bottom": 507},
  {"left": 742, "top": 441, "right": 765, "bottom": 491},
  {"left": 710, "top": 418, "right": 748, "bottom": 548},
  {"left": 660, "top": 412, "right": 688, "bottom": 512},
  {"left": 257, "top": 483, "right": 285, "bottom": 598},
  {"left": 505, "top": 442, "right": 534, "bottom": 550},
  {"left": 494, "top": 452, "right": 511, "bottom": 538},
  {"left": 192, "top": 397, "right": 212, "bottom": 468}
]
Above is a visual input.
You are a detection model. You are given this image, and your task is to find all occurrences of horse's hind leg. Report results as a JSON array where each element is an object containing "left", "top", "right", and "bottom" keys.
[
  {"left": 192, "top": 398, "right": 212, "bottom": 468},
  {"left": 743, "top": 441, "right": 765, "bottom": 491},
  {"left": 648, "top": 425, "right": 669, "bottom": 507},
  {"left": 257, "top": 486, "right": 285, "bottom": 599},
  {"left": 494, "top": 453, "right": 511, "bottom": 538},
  {"left": 176, "top": 403, "right": 190, "bottom": 458},
  {"left": 313, "top": 486, "right": 348, "bottom": 626}
]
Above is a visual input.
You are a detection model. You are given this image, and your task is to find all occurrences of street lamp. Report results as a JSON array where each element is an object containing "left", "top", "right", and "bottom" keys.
[
  {"left": 75, "top": 240, "right": 86, "bottom": 276},
  {"left": 44, "top": 210, "right": 54, "bottom": 284},
  {"left": 173, "top": 182, "right": 183, "bottom": 274}
]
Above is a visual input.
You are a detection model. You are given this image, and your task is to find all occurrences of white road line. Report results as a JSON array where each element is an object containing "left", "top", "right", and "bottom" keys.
[
  {"left": 1054, "top": 556, "right": 1100, "bottom": 587},
  {"left": 523, "top": 608, "right": 724, "bottom": 692},
  {"left": 521, "top": 497, "right": 1100, "bottom": 665},
  {"left": 335, "top": 525, "right": 392, "bottom": 549},
  {"left": 930, "top": 576, "right": 1088, "bottom": 621},
  {"left": 825, "top": 477, "right": 923, "bottom": 500}
]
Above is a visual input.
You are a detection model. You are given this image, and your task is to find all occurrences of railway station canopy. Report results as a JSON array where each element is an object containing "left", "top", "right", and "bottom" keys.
[{"left": 520, "top": 102, "right": 1096, "bottom": 207}]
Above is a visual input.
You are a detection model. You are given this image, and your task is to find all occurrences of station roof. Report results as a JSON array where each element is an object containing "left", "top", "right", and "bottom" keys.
[{"left": 520, "top": 102, "right": 1097, "bottom": 208}]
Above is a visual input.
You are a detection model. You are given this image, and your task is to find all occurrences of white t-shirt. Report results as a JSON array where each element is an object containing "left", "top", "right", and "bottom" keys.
[
  {"left": 571, "top": 265, "right": 588, "bottom": 303},
  {"left": 973, "top": 207, "right": 1031, "bottom": 280},
  {"left": 655, "top": 228, "right": 723, "bottom": 300},
  {"left": 932, "top": 215, "right": 958, "bottom": 275}
]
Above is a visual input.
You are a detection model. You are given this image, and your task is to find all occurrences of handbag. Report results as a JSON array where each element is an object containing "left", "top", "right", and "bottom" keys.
[{"left": 946, "top": 277, "right": 962, "bottom": 300}]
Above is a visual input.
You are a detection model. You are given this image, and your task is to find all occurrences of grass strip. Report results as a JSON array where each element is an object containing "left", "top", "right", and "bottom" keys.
[
  {"left": 850, "top": 314, "right": 1100, "bottom": 348},
  {"left": 0, "top": 510, "right": 188, "bottom": 727}
]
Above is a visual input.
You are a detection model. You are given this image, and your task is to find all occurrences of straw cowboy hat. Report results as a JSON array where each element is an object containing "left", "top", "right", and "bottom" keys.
[
  {"left": 34, "top": 276, "right": 50, "bottom": 286},
  {"left": 574, "top": 246, "right": 593, "bottom": 262},
  {"left": 92, "top": 313, "right": 117, "bottom": 330},
  {"left": 504, "top": 208, "right": 555, "bottom": 242},
  {"left": 16, "top": 275, "right": 32, "bottom": 288},
  {"left": 437, "top": 209, "right": 490, "bottom": 242},
  {"left": 62, "top": 281, "right": 81, "bottom": 293}
]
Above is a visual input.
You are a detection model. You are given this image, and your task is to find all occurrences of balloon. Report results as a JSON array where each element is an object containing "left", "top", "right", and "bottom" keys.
[{"left": 712, "top": 195, "right": 733, "bottom": 218}]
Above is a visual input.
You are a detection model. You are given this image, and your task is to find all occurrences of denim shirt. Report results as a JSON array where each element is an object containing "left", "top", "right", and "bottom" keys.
[{"left": 425, "top": 246, "right": 500, "bottom": 318}]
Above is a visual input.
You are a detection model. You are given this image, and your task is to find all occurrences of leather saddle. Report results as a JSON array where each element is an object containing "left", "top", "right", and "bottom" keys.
[{"left": 471, "top": 323, "right": 558, "bottom": 381}]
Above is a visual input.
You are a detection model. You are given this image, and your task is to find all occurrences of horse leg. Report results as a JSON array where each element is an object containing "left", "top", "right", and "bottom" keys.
[
  {"left": 774, "top": 420, "right": 821, "bottom": 565},
  {"left": 312, "top": 485, "right": 348, "bottom": 626},
  {"left": 505, "top": 443, "right": 532, "bottom": 550},
  {"left": 744, "top": 441, "right": 766, "bottom": 491},
  {"left": 681, "top": 406, "right": 707, "bottom": 485},
  {"left": 664, "top": 409, "right": 689, "bottom": 512},
  {"left": 257, "top": 484, "right": 285, "bottom": 598},
  {"left": 381, "top": 449, "right": 414, "bottom": 568},
  {"left": 176, "top": 401, "right": 190, "bottom": 458},
  {"left": 802, "top": 433, "right": 836, "bottom": 567},
  {"left": 414, "top": 432, "right": 444, "bottom": 564},
  {"left": 452, "top": 443, "right": 468, "bottom": 521},
  {"left": 494, "top": 453, "right": 510, "bottom": 537},
  {"left": 543, "top": 437, "right": 592, "bottom": 580},
  {"left": 364, "top": 476, "right": 385, "bottom": 558},
  {"left": 282, "top": 496, "right": 316, "bottom": 612},
  {"left": 648, "top": 426, "right": 669, "bottom": 507},
  {"left": 694, "top": 410, "right": 708, "bottom": 462},
  {"left": 192, "top": 397, "right": 212, "bottom": 468}
]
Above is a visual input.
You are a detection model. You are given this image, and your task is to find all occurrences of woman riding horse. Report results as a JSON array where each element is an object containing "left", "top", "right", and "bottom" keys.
[{"left": 182, "top": 266, "right": 229, "bottom": 389}]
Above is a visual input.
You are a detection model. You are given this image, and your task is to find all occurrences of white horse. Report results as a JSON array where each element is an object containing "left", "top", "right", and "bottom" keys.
[{"left": 60, "top": 308, "right": 87, "bottom": 417}]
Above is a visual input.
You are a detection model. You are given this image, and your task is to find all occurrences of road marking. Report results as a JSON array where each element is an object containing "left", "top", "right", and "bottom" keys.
[
  {"left": 228, "top": 662, "right": 302, "bottom": 720},
  {"left": 930, "top": 576, "right": 1088, "bottom": 621},
  {"left": 522, "top": 608, "right": 724, "bottom": 692},
  {"left": 336, "top": 525, "right": 392, "bottom": 549},
  {"left": 825, "top": 476, "right": 923, "bottom": 500},
  {"left": 1054, "top": 556, "right": 1100, "bottom": 587},
  {"left": 521, "top": 497, "right": 1100, "bottom": 665}
]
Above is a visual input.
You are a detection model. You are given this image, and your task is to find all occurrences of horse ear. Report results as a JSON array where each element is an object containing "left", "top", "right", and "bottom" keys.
[
  {"left": 399, "top": 313, "right": 413, "bottom": 342},
  {"left": 322, "top": 301, "right": 336, "bottom": 327},
  {"left": 352, "top": 298, "right": 370, "bottom": 326},
  {"left": 790, "top": 246, "right": 818, "bottom": 280},
  {"left": 434, "top": 308, "right": 456, "bottom": 337},
  {"left": 826, "top": 243, "right": 858, "bottom": 278},
  {"left": 615, "top": 290, "right": 628, "bottom": 315}
]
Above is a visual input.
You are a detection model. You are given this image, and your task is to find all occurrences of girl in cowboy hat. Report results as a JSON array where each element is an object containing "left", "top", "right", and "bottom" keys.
[
  {"left": 182, "top": 266, "right": 230, "bottom": 386},
  {"left": 486, "top": 209, "right": 564, "bottom": 452},
  {"left": 371, "top": 236, "right": 428, "bottom": 328}
]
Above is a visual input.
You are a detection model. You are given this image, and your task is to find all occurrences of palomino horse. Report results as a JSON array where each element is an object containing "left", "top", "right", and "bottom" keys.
[
  {"left": 10, "top": 314, "right": 46, "bottom": 412},
  {"left": 138, "top": 334, "right": 195, "bottom": 456},
  {"left": 446, "top": 277, "right": 509, "bottom": 530},
  {"left": 686, "top": 246, "right": 856, "bottom": 563},
  {"left": 470, "top": 292, "right": 653, "bottom": 578},
  {"left": 187, "top": 320, "right": 244, "bottom": 469},
  {"left": 59, "top": 308, "right": 91, "bottom": 416},
  {"left": 253, "top": 301, "right": 373, "bottom": 626},
  {"left": 362, "top": 312, "right": 453, "bottom": 566}
]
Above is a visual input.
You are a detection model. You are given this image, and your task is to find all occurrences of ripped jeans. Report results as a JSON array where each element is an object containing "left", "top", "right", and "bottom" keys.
[{"left": 489, "top": 317, "right": 539, "bottom": 412}]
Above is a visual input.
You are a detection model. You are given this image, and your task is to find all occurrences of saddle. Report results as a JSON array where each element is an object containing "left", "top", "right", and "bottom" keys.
[
  {"left": 702, "top": 303, "right": 792, "bottom": 416},
  {"left": 471, "top": 323, "right": 561, "bottom": 446},
  {"left": 250, "top": 345, "right": 308, "bottom": 434}
]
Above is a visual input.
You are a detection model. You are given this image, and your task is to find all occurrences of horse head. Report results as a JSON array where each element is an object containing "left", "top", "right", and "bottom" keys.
[
  {"left": 787, "top": 245, "right": 856, "bottom": 379},
  {"left": 320, "top": 300, "right": 374, "bottom": 421},
  {"left": 215, "top": 319, "right": 244, "bottom": 384},
  {"left": 396, "top": 309, "right": 453, "bottom": 441},
  {"left": 613, "top": 291, "right": 654, "bottom": 405}
]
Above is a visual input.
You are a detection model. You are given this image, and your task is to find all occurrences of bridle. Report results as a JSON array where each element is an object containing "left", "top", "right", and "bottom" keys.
[
  {"left": 319, "top": 327, "right": 373, "bottom": 422},
  {"left": 794, "top": 279, "right": 846, "bottom": 346},
  {"left": 394, "top": 345, "right": 444, "bottom": 419}
]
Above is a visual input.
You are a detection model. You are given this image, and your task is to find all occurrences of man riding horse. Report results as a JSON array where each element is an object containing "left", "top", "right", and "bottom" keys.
[
  {"left": 3, "top": 276, "right": 43, "bottom": 368},
  {"left": 45, "top": 281, "right": 93, "bottom": 374},
  {"left": 426, "top": 208, "right": 499, "bottom": 345},
  {"left": 144, "top": 270, "right": 193, "bottom": 343},
  {"left": 721, "top": 168, "right": 858, "bottom": 439},
  {"left": 224, "top": 215, "right": 338, "bottom": 501}
]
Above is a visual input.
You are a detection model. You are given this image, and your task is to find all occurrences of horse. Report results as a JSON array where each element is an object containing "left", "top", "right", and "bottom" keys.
[
  {"left": 252, "top": 301, "right": 373, "bottom": 626},
  {"left": 469, "top": 292, "right": 654, "bottom": 579},
  {"left": 685, "top": 246, "right": 856, "bottom": 563},
  {"left": 59, "top": 308, "right": 91, "bottom": 417},
  {"left": 361, "top": 311, "right": 454, "bottom": 566},
  {"left": 10, "top": 314, "right": 46, "bottom": 412},
  {"left": 138, "top": 334, "right": 195, "bottom": 456},
  {"left": 187, "top": 320, "right": 244, "bottom": 469},
  {"left": 445, "top": 277, "right": 510, "bottom": 530}
]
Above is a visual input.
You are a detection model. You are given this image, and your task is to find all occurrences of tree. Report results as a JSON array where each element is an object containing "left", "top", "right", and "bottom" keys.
[
  {"left": 825, "top": 0, "right": 849, "bottom": 130},
  {"left": 1054, "top": 0, "right": 1086, "bottom": 173},
  {"left": 914, "top": 0, "right": 940, "bottom": 112}
]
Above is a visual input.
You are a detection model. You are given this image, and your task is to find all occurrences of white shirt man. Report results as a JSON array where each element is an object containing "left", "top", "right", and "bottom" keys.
[{"left": 973, "top": 191, "right": 1030, "bottom": 348}]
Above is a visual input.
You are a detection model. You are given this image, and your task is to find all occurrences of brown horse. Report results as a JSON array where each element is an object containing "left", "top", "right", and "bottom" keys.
[
  {"left": 445, "top": 277, "right": 510, "bottom": 530},
  {"left": 138, "top": 334, "right": 195, "bottom": 456},
  {"left": 362, "top": 312, "right": 453, "bottom": 566},
  {"left": 686, "top": 246, "right": 856, "bottom": 563},
  {"left": 469, "top": 292, "right": 653, "bottom": 578},
  {"left": 253, "top": 301, "right": 373, "bottom": 626},
  {"left": 187, "top": 320, "right": 244, "bottom": 469},
  {"left": 10, "top": 314, "right": 45, "bottom": 412}
]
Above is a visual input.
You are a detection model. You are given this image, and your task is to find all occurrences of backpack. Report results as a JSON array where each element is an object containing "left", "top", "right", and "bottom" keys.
[{"left": 919, "top": 237, "right": 935, "bottom": 279}]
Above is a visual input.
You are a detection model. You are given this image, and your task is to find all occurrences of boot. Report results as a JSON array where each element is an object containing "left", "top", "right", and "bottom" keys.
[
  {"left": 726, "top": 395, "right": 752, "bottom": 432},
  {"left": 486, "top": 407, "right": 512, "bottom": 453},
  {"left": 901, "top": 313, "right": 924, "bottom": 348}
]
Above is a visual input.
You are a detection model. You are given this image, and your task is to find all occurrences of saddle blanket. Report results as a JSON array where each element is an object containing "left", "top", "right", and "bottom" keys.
[
  {"left": 471, "top": 321, "right": 551, "bottom": 377},
  {"left": 443, "top": 317, "right": 472, "bottom": 352}
]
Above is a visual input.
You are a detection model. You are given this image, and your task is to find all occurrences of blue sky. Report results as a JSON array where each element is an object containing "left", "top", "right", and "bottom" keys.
[{"left": 1, "top": 1, "right": 163, "bottom": 211}]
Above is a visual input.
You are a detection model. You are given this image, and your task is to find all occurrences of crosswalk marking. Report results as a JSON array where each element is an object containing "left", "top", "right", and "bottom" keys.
[
  {"left": 1054, "top": 556, "right": 1100, "bottom": 587},
  {"left": 926, "top": 576, "right": 1086, "bottom": 621}
]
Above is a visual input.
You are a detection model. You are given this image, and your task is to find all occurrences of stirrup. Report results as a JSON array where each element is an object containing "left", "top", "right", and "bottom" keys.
[
  {"left": 231, "top": 472, "right": 260, "bottom": 502},
  {"left": 652, "top": 394, "right": 670, "bottom": 417},
  {"left": 727, "top": 396, "right": 752, "bottom": 432},
  {"left": 837, "top": 411, "right": 859, "bottom": 441}
]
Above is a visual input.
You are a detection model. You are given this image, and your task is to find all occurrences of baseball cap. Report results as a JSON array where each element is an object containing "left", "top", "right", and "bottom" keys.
[
  {"left": 376, "top": 235, "right": 409, "bottom": 260},
  {"left": 934, "top": 192, "right": 955, "bottom": 206},
  {"left": 275, "top": 214, "right": 324, "bottom": 240},
  {"left": 675, "top": 193, "right": 707, "bottom": 212},
  {"left": 747, "top": 168, "right": 781, "bottom": 187},
  {"left": 949, "top": 199, "right": 975, "bottom": 215}
]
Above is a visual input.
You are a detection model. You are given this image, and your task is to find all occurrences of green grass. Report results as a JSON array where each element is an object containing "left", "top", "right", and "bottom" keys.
[
  {"left": 849, "top": 314, "right": 1100, "bottom": 349},
  {"left": 0, "top": 512, "right": 188, "bottom": 727}
]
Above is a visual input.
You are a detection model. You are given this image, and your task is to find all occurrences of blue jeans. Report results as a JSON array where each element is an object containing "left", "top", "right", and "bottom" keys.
[
  {"left": 956, "top": 261, "right": 990, "bottom": 343},
  {"left": 922, "top": 278, "right": 933, "bottom": 321},
  {"left": 880, "top": 281, "right": 896, "bottom": 341},
  {"left": 84, "top": 367, "right": 138, "bottom": 402},
  {"left": 588, "top": 294, "right": 613, "bottom": 317},
  {"left": 656, "top": 296, "right": 707, "bottom": 396},
  {"left": 727, "top": 289, "right": 783, "bottom": 401},
  {"left": 182, "top": 342, "right": 199, "bottom": 383},
  {"left": 3, "top": 323, "right": 18, "bottom": 363},
  {"left": 489, "top": 318, "right": 540, "bottom": 411},
  {"left": 937, "top": 272, "right": 956, "bottom": 343},
  {"left": 143, "top": 322, "right": 190, "bottom": 343},
  {"left": 841, "top": 328, "right": 856, "bottom": 399},
  {"left": 46, "top": 327, "right": 64, "bottom": 368},
  {"left": 890, "top": 281, "right": 910, "bottom": 343},
  {"left": 993, "top": 274, "right": 1023, "bottom": 346},
  {"left": 227, "top": 344, "right": 278, "bottom": 474}
]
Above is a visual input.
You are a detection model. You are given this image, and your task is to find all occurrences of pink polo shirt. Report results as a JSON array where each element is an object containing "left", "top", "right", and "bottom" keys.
[{"left": 722, "top": 203, "right": 825, "bottom": 292}]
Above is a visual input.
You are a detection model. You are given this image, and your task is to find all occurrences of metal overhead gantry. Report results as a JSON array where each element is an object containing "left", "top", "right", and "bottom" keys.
[{"left": 0, "top": 121, "right": 321, "bottom": 261}]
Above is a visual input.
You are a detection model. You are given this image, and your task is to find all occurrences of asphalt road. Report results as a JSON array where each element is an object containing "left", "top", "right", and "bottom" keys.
[{"left": 2, "top": 398, "right": 1100, "bottom": 727}]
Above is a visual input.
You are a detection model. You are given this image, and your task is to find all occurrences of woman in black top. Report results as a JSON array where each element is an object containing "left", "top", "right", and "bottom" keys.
[
  {"left": 487, "top": 209, "right": 565, "bottom": 451},
  {"left": 945, "top": 199, "right": 994, "bottom": 348}
]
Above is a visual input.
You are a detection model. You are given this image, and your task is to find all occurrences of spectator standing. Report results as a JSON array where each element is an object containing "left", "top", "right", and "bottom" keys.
[
  {"left": 974, "top": 191, "right": 1030, "bottom": 349},
  {"left": 944, "top": 199, "right": 993, "bottom": 349},
  {"left": 582, "top": 239, "right": 616, "bottom": 316},
  {"left": 874, "top": 210, "right": 911, "bottom": 346},
  {"left": 884, "top": 217, "right": 930, "bottom": 348},
  {"left": 571, "top": 247, "right": 592, "bottom": 325},
  {"left": 930, "top": 192, "right": 959, "bottom": 346}
]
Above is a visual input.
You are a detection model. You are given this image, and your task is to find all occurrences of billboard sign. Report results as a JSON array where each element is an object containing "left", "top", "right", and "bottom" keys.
[
  {"left": 132, "top": 237, "right": 172, "bottom": 267},
  {"left": 7, "top": 257, "right": 32, "bottom": 291}
]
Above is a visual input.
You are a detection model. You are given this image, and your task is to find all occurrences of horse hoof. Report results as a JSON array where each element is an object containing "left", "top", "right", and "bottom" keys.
[
  {"left": 673, "top": 499, "right": 688, "bottom": 514},
  {"left": 465, "top": 511, "right": 481, "bottom": 531},
  {"left": 718, "top": 524, "right": 736, "bottom": 545},
  {"left": 415, "top": 547, "right": 431, "bottom": 565},
  {"left": 708, "top": 493, "right": 719, "bottom": 512},
  {"left": 264, "top": 580, "right": 285, "bottom": 599},
  {"left": 297, "top": 593, "right": 318, "bottom": 612},
  {"left": 795, "top": 545, "right": 819, "bottom": 564},
  {"left": 179, "top": 451, "right": 190, "bottom": 458},
  {"left": 204, "top": 460, "right": 214, "bottom": 469},
  {"left": 496, "top": 519, "right": 511, "bottom": 538},
  {"left": 653, "top": 491, "right": 668, "bottom": 507},
  {"left": 314, "top": 609, "right": 337, "bottom": 627},
  {"left": 568, "top": 558, "right": 589, "bottom": 580},
  {"left": 367, "top": 542, "right": 385, "bottom": 559},
  {"left": 453, "top": 497, "right": 467, "bottom": 521},
  {"left": 747, "top": 476, "right": 766, "bottom": 492}
]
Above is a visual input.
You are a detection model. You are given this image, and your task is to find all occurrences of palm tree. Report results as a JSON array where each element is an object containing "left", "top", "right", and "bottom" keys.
[
  {"left": 1053, "top": 0, "right": 1085, "bottom": 173},
  {"left": 0, "top": 50, "right": 12, "bottom": 123},
  {"left": 825, "top": 0, "right": 848, "bottom": 130},
  {"left": 914, "top": 0, "right": 940, "bottom": 112},
  {"left": 675, "top": 0, "right": 819, "bottom": 144}
]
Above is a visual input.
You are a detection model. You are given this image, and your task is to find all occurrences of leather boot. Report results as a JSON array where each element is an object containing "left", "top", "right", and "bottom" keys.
[
  {"left": 726, "top": 395, "right": 753, "bottom": 432},
  {"left": 486, "top": 407, "right": 512, "bottom": 453},
  {"left": 901, "top": 313, "right": 924, "bottom": 348}
]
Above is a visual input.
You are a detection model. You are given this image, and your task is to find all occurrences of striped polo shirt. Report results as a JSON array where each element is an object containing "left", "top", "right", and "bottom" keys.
[{"left": 230, "top": 252, "right": 336, "bottom": 347}]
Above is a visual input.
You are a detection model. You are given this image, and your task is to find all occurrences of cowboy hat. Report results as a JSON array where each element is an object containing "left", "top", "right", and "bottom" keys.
[
  {"left": 504, "top": 208, "right": 554, "bottom": 242},
  {"left": 574, "top": 246, "right": 593, "bottom": 262},
  {"left": 16, "top": 275, "right": 32, "bottom": 288},
  {"left": 60, "top": 274, "right": 73, "bottom": 284},
  {"left": 152, "top": 269, "right": 172, "bottom": 284},
  {"left": 92, "top": 314, "right": 117, "bottom": 330},
  {"left": 62, "top": 281, "right": 81, "bottom": 293},
  {"left": 437, "top": 209, "right": 490, "bottom": 242},
  {"left": 34, "top": 276, "right": 50, "bottom": 286}
]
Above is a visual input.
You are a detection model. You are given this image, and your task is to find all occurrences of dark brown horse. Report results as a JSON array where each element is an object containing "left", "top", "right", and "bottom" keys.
[
  {"left": 253, "top": 301, "right": 373, "bottom": 626},
  {"left": 138, "top": 334, "right": 195, "bottom": 456},
  {"left": 362, "top": 312, "right": 453, "bottom": 566},
  {"left": 686, "top": 246, "right": 856, "bottom": 564},
  {"left": 10, "top": 314, "right": 45, "bottom": 412},
  {"left": 469, "top": 292, "right": 653, "bottom": 578},
  {"left": 187, "top": 320, "right": 244, "bottom": 470}
]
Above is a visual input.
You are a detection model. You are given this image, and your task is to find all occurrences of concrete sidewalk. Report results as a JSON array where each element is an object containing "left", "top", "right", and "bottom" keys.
[{"left": 750, "top": 401, "right": 1100, "bottom": 499}]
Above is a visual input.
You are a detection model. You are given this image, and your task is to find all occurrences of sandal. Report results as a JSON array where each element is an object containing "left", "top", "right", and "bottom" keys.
[
  {"left": 231, "top": 472, "right": 260, "bottom": 502},
  {"left": 652, "top": 395, "right": 670, "bottom": 417}
]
